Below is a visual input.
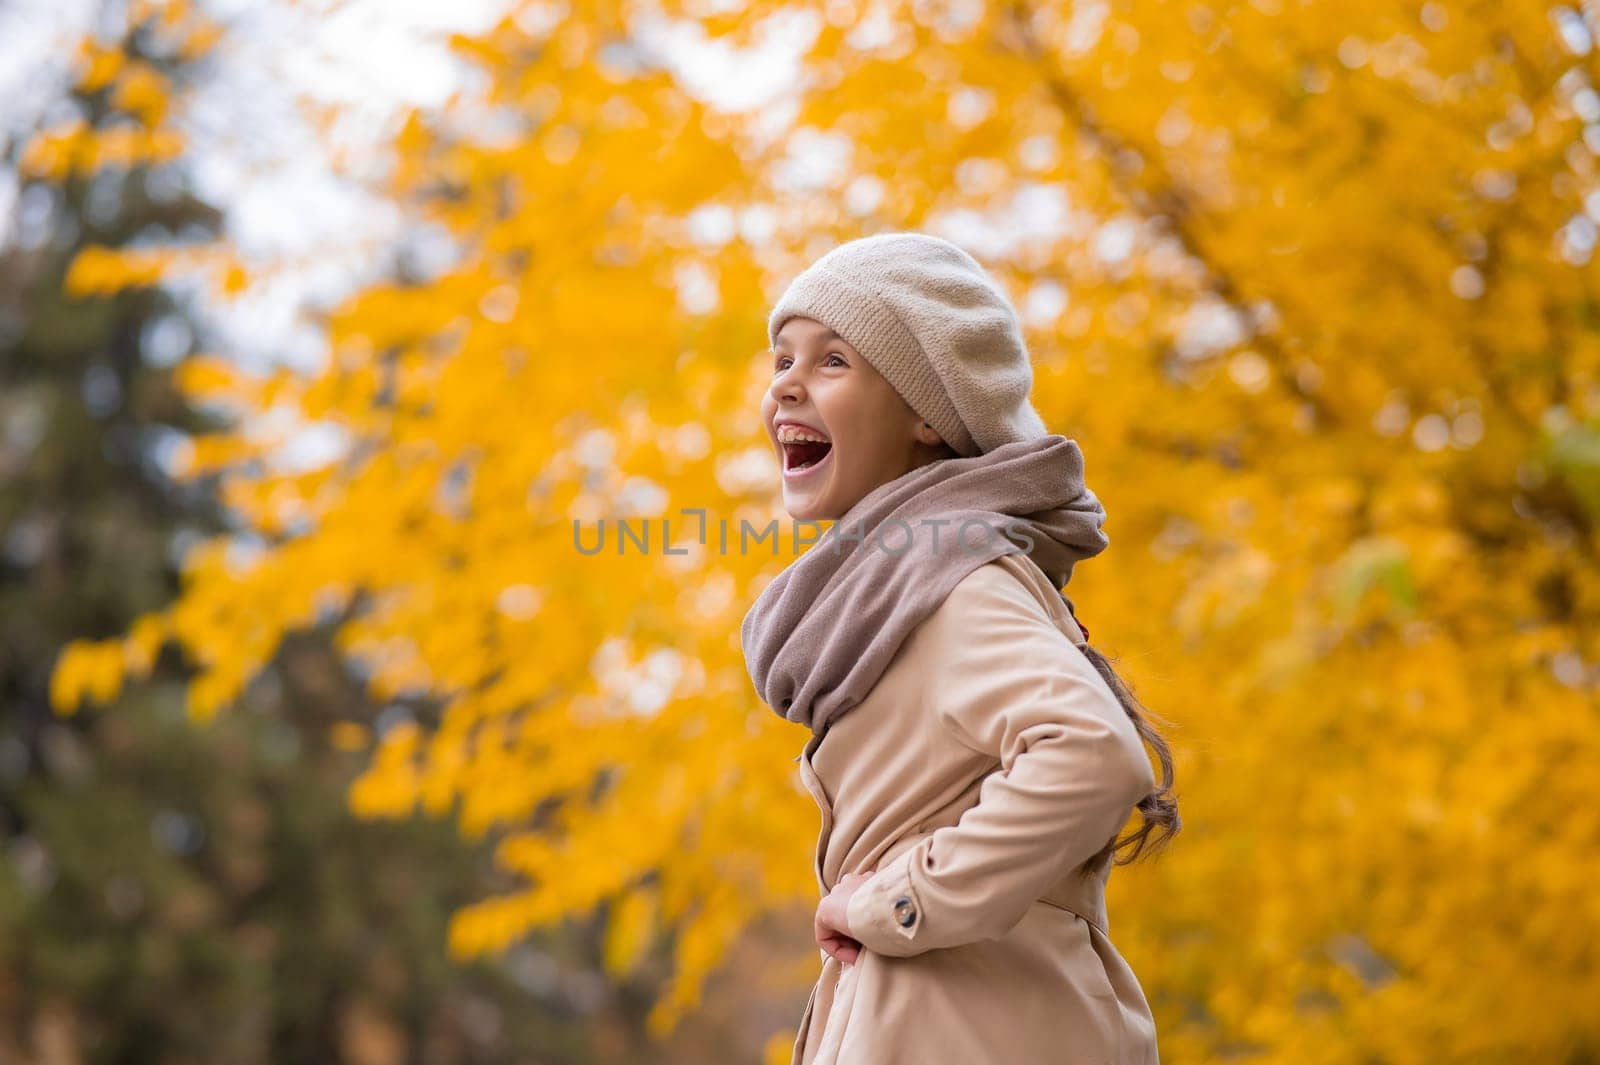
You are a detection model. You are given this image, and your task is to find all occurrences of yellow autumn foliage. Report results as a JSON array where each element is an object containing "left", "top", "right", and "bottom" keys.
[
  {"left": 22, "top": 2, "right": 252, "bottom": 301},
  {"left": 48, "top": 0, "right": 1600, "bottom": 1060}
]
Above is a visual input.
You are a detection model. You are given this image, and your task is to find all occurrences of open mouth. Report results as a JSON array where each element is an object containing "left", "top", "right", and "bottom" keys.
[{"left": 783, "top": 439, "right": 833, "bottom": 473}]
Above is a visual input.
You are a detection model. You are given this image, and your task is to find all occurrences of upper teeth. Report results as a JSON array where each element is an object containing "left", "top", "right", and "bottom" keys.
[{"left": 777, "top": 425, "right": 830, "bottom": 444}]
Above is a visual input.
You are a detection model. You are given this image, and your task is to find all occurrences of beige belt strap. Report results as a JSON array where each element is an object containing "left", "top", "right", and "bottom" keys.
[{"left": 868, "top": 826, "right": 1111, "bottom": 938}]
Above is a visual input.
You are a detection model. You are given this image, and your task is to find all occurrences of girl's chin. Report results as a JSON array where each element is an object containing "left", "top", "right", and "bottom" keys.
[
  {"left": 781, "top": 493, "right": 832, "bottom": 520},
  {"left": 781, "top": 487, "right": 842, "bottom": 522}
]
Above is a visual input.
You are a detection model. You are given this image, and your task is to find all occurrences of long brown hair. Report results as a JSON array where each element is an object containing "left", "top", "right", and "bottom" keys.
[{"left": 1073, "top": 630, "right": 1181, "bottom": 869}]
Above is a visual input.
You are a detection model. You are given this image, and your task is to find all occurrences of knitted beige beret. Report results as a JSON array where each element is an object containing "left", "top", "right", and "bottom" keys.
[{"left": 767, "top": 231, "right": 1049, "bottom": 458}]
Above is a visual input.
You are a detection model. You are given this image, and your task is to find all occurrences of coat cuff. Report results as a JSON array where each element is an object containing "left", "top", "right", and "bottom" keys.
[{"left": 845, "top": 849, "right": 925, "bottom": 958}]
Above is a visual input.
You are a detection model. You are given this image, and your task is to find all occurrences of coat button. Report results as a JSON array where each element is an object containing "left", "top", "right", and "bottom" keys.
[{"left": 894, "top": 896, "right": 917, "bottom": 928}]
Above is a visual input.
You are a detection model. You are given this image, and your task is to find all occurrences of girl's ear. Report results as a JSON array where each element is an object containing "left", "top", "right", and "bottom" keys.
[{"left": 915, "top": 422, "right": 946, "bottom": 449}]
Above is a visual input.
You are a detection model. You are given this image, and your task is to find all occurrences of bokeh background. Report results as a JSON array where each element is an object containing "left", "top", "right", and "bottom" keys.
[{"left": 5, "top": 0, "right": 1599, "bottom": 1061}]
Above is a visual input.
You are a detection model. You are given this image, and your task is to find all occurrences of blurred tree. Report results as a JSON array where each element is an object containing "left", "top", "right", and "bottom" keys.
[
  {"left": 49, "top": 1, "right": 1600, "bottom": 1063},
  {"left": 4, "top": 2, "right": 787, "bottom": 1062}
]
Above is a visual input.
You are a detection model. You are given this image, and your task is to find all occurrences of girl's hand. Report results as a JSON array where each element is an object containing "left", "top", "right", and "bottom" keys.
[{"left": 815, "top": 871, "right": 871, "bottom": 966}]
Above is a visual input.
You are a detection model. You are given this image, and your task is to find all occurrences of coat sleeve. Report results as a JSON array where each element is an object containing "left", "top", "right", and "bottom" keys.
[{"left": 844, "top": 562, "right": 1157, "bottom": 958}]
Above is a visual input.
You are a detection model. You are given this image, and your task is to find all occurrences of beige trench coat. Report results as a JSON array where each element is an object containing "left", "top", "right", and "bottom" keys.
[{"left": 789, "top": 552, "right": 1160, "bottom": 1065}]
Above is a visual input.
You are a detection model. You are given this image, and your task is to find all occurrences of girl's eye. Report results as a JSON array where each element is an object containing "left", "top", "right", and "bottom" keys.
[{"left": 773, "top": 352, "right": 847, "bottom": 372}]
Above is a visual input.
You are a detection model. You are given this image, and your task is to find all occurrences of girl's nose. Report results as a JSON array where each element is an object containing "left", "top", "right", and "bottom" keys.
[{"left": 771, "top": 367, "right": 806, "bottom": 403}]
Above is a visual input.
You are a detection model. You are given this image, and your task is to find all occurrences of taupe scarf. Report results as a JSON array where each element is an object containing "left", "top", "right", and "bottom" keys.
[{"left": 740, "top": 434, "right": 1109, "bottom": 735}]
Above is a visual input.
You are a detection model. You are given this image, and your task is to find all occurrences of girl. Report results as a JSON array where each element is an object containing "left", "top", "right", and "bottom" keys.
[{"left": 742, "top": 232, "right": 1180, "bottom": 1064}]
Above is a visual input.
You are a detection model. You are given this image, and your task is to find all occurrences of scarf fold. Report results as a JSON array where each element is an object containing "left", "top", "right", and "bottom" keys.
[{"left": 740, "top": 434, "right": 1109, "bottom": 736}]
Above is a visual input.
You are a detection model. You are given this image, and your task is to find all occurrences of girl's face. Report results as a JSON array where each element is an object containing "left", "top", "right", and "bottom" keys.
[{"left": 762, "top": 316, "right": 953, "bottom": 521}]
